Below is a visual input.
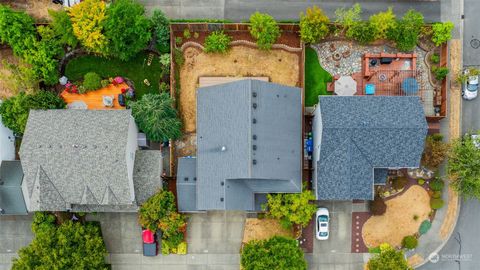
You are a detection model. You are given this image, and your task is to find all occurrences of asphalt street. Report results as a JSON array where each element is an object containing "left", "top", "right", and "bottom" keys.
[{"left": 463, "top": 0, "right": 480, "bottom": 67}]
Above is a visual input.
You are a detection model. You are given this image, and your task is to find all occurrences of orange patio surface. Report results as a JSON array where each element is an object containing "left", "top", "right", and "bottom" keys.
[{"left": 60, "top": 83, "right": 128, "bottom": 110}]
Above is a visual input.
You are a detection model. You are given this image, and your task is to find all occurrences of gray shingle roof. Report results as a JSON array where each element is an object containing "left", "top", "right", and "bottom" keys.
[
  {"left": 314, "top": 96, "right": 427, "bottom": 200},
  {"left": 177, "top": 80, "right": 302, "bottom": 211},
  {"left": 176, "top": 157, "right": 197, "bottom": 212},
  {"left": 133, "top": 150, "right": 163, "bottom": 205},
  {"left": 0, "top": 161, "right": 27, "bottom": 215},
  {"left": 20, "top": 110, "right": 136, "bottom": 211}
]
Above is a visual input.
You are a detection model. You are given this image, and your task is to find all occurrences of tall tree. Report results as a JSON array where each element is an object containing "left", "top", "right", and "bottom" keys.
[
  {"left": 104, "top": 0, "right": 151, "bottom": 61},
  {"left": 151, "top": 10, "right": 170, "bottom": 53},
  {"left": 367, "top": 243, "right": 412, "bottom": 270},
  {"left": 448, "top": 134, "right": 480, "bottom": 200},
  {"left": 48, "top": 9, "right": 79, "bottom": 48},
  {"left": 130, "top": 93, "right": 182, "bottom": 142}
]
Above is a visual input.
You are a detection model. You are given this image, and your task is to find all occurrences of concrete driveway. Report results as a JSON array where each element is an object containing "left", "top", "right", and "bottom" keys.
[{"left": 0, "top": 214, "right": 33, "bottom": 269}]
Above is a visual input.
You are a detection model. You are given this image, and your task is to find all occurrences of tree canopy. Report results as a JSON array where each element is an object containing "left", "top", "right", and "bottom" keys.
[
  {"left": 263, "top": 187, "right": 316, "bottom": 229},
  {"left": 448, "top": 134, "right": 480, "bottom": 200},
  {"left": 241, "top": 236, "right": 307, "bottom": 270},
  {"left": 249, "top": 12, "right": 281, "bottom": 50},
  {"left": 387, "top": 9, "right": 424, "bottom": 51},
  {"left": 48, "top": 9, "right": 79, "bottom": 48},
  {"left": 367, "top": 243, "right": 412, "bottom": 270},
  {"left": 0, "top": 91, "right": 66, "bottom": 135},
  {"left": 130, "top": 93, "right": 182, "bottom": 142},
  {"left": 299, "top": 6, "right": 330, "bottom": 44},
  {"left": 12, "top": 212, "right": 108, "bottom": 270},
  {"left": 151, "top": 10, "right": 170, "bottom": 53},
  {"left": 104, "top": 0, "right": 151, "bottom": 61}
]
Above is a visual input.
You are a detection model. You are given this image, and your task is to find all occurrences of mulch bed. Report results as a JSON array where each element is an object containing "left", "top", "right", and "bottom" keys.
[
  {"left": 351, "top": 212, "right": 371, "bottom": 253},
  {"left": 299, "top": 215, "right": 314, "bottom": 253}
]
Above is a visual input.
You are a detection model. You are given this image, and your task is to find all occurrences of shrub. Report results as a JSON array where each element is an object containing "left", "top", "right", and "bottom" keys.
[
  {"left": 174, "top": 48, "right": 184, "bottom": 66},
  {"left": 299, "top": 6, "right": 330, "bottom": 43},
  {"left": 130, "top": 93, "right": 182, "bottom": 142},
  {"left": 241, "top": 236, "right": 307, "bottom": 270},
  {"left": 204, "top": 31, "right": 232, "bottom": 53},
  {"left": 183, "top": 28, "right": 191, "bottom": 39},
  {"left": 430, "top": 198, "right": 444, "bottom": 209},
  {"left": 175, "top": 36, "right": 182, "bottom": 45},
  {"left": 83, "top": 72, "right": 102, "bottom": 91},
  {"left": 159, "top": 54, "right": 171, "bottom": 67},
  {"left": 249, "top": 12, "right": 281, "bottom": 50},
  {"left": 48, "top": 10, "right": 78, "bottom": 48},
  {"left": 369, "top": 246, "right": 381, "bottom": 254},
  {"left": 422, "top": 134, "right": 449, "bottom": 169},
  {"left": 413, "top": 214, "right": 419, "bottom": 221},
  {"left": 430, "top": 53, "right": 440, "bottom": 64},
  {"left": 151, "top": 10, "right": 170, "bottom": 53},
  {"left": 402, "top": 235, "right": 418, "bottom": 249},
  {"left": 347, "top": 21, "right": 376, "bottom": 45},
  {"left": 429, "top": 178, "right": 445, "bottom": 191},
  {"left": 370, "top": 195, "right": 387, "bottom": 216},
  {"left": 369, "top": 7, "right": 396, "bottom": 40},
  {"left": 138, "top": 190, "right": 176, "bottom": 231},
  {"left": 387, "top": 9, "right": 424, "bottom": 51},
  {"left": 263, "top": 187, "right": 316, "bottom": 229},
  {"left": 0, "top": 4, "right": 36, "bottom": 56},
  {"left": 392, "top": 176, "right": 408, "bottom": 190},
  {"left": 367, "top": 243, "right": 412, "bottom": 270},
  {"left": 448, "top": 134, "right": 480, "bottom": 199},
  {"left": 432, "top": 22, "right": 454, "bottom": 46},
  {"left": 78, "top": 85, "right": 87, "bottom": 94},
  {"left": 335, "top": 3, "right": 362, "bottom": 36},
  {"left": 419, "top": 220, "right": 432, "bottom": 235},
  {"left": 432, "top": 66, "right": 449, "bottom": 81},
  {"left": 417, "top": 179, "right": 425, "bottom": 185},
  {"left": 100, "top": 79, "right": 110, "bottom": 88},
  {"left": 432, "top": 191, "right": 442, "bottom": 199}
]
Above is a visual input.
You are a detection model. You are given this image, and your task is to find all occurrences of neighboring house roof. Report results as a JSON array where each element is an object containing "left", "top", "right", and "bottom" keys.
[
  {"left": 176, "top": 157, "right": 197, "bottom": 212},
  {"left": 0, "top": 161, "right": 27, "bottom": 215},
  {"left": 314, "top": 96, "right": 427, "bottom": 200},
  {"left": 133, "top": 150, "right": 163, "bottom": 205},
  {"left": 20, "top": 110, "right": 135, "bottom": 211},
  {"left": 177, "top": 80, "right": 302, "bottom": 211}
]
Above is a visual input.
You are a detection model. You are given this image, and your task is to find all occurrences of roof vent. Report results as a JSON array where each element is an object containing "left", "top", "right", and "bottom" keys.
[
  {"left": 220, "top": 146, "right": 227, "bottom": 152},
  {"left": 252, "top": 103, "right": 257, "bottom": 109},
  {"left": 221, "top": 181, "right": 224, "bottom": 186},
  {"left": 72, "top": 144, "right": 78, "bottom": 148},
  {"left": 252, "top": 118, "right": 257, "bottom": 124},
  {"left": 252, "top": 92, "right": 257, "bottom": 97},
  {"left": 253, "top": 145, "right": 257, "bottom": 150},
  {"left": 253, "top": 159, "right": 257, "bottom": 165},
  {"left": 194, "top": 177, "right": 197, "bottom": 181},
  {"left": 184, "top": 177, "right": 189, "bottom": 181},
  {"left": 253, "top": 134, "right": 257, "bottom": 140},
  {"left": 220, "top": 197, "right": 224, "bottom": 202}
]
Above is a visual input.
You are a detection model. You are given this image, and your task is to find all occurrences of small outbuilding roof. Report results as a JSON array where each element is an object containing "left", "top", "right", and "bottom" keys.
[{"left": 0, "top": 161, "right": 27, "bottom": 215}]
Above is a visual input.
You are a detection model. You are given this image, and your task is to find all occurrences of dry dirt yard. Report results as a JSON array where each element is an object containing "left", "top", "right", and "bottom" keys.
[
  {"left": 362, "top": 185, "right": 431, "bottom": 248},
  {"left": 242, "top": 218, "right": 294, "bottom": 244},
  {"left": 179, "top": 46, "right": 300, "bottom": 134},
  {"left": 0, "top": 0, "right": 61, "bottom": 21}
]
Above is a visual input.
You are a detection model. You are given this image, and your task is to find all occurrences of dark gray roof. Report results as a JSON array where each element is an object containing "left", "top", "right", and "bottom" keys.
[
  {"left": 177, "top": 80, "right": 302, "bottom": 211},
  {"left": 176, "top": 157, "right": 197, "bottom": 212},
  {"left": 315, "top": 96, "right": 427, "bottom": 200},
  {"left": 133, "top": 150, "right": 163, "bottom": 205},
  {"left": 374, "top": 169, "right": 389, "bottom": 185},
  {"left": 0, "top": 161, "right": 27, "bottom": 215},
  {"left": 19, "top": 110, "right": 136, "bottom": 211}
]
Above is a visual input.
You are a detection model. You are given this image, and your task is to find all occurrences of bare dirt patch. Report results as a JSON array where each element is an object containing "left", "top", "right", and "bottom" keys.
[
  {"left": 179, "top": 46, "right": 300, "bottom": 134},
  {"left": 0, "top": 0, "right": 62, "bottom": 21},
  {"left": 242, "top": 218, "right": 294, "bottom": 244},
  {"left": 0, "top": 48, "right": 21, "bottom": 99},
  {"left": 362, "top": 185, "right": 431, "bottom": 248}
]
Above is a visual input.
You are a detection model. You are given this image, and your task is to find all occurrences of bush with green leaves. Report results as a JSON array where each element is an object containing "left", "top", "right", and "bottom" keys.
[
  {"left": 0, "top": 91, "right": 66, "bottom": 135},
  {"left": 430, "top": 53, "right": 440, "bottom": 64},
  {"left": 49, "top": 9, "right": 78, "bottom": 48},
  {"left": 432, "top": 22, "right": 454, "bottom": 46},
  {"left": 430, "top": 198, "right": 444, "bottom": 209},
  {"left": 263, "top": 187, "right": 316, "bottom": 229},
  {"left": 241, "top": 236, "right": 307, "bottom": 270},
  {"left": 421, "top": 134, "right": 450, "bottom": 169},
  {"left": 419, "top": 220, "right": 432, "bottom": 235},
  {"left": 429, "top": 178, "right": 445, "bottom": 191},
  {"left": 299, "top": 6, "right": 330, "bottom": 44},
  {"left": 130, "top": 93, "right": 182, "bottom": 142},
  {"left": 369, "top": 7, "right": 396, "bottom": 40},
  {"left": 347, "top": 21, "right": 376, "bottom": 45},
  {"left": 432, "top": 66, "right": 449, "bottom": 81},
  {"left": 12, "top": 212, "right": 108, "bottom": 270},
  {"left": 151, "top": 10, "right": 170, "bottom": 53},
  {"left": 402, "top": 235, "right": 418, "bottom": 249},
  {"left": 0, "top": 4, "right": 36, "bottom": 56},
  {"left": 367, "top": 243, "right": 412, "bottom": 270},
  {"left": 159, "top": 54, "right": 171, "bottom": 67},
  {"left": 448, "top": 134, "right": 480, "bottom": 199},
  {"left": 335, "top": 3, "right": 362, "bottom": 36},
  {"left": 387, "top": 9, "right": 424, "bottom": 51},
  {"left": 204, "top": 31, "right": 232, "bottom": 53},
  {"left": 249, "top": 12, "right": 281, "bottom": 50},
  {"left": 82, "top": 72, "right": 102, "bottom": 91}
]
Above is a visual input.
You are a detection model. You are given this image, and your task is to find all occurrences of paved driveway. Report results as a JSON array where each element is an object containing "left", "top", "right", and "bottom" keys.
[{"left": 0, "top": 214, "right": 33, "bottom": 269}]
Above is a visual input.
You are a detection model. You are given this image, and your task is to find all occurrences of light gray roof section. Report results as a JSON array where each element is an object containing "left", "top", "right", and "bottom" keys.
[
  {"left": 20, "top": 110, "right": 134, "bottom": 211},
  {"left": 195, "top": 80, "right": 302, "bottom": 210},
  {"left": 0, "top": 161, "right": 27, "bottom": 215},
  {"left": 315, "top": 96, "right": 427, "bottom": 200},
  {"left": 133, "top": 150, "right": 163, "bottom": 205},
  {"left": 176, "top": 157, "right": 197, "bottom": 212}
]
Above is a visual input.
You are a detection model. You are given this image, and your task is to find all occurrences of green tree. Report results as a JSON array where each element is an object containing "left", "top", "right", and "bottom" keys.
[
  {"left": 402, "top": 235, "right": 418, "bottom": 249},
  {"left": 448, "top": 134, "right": 480, "bottom": 199},
  {"left": 49, "top": 9, "right": 78, "bottom": 48},
  {"left": 104, "top": 0, "right": 151, "bottom": 60},
  {"left": 367, "top": 243, "right": 412, "bottom": 270},
  {"left": 204, "top": 31, "right": 232, "bottom": 53},
  {"left": 348, "top": 21, "right": 376, "bottom": 45},
  {"left": 263, "top": 187, "right": 316, "bottom": 229},
  {"left": 0, "top": 4, "right": 36, "bottom": 56},
  {"left": 0, "top": 91, "right": 66, "bottom": 135},
  {"left": 249, "top": 12, "right": 281, "bottom": 50},
  {"left": 12, "top": 212, "right": 108, "bottom": 270},
  {"left": 151, "top": 10, "right": 170, "bottom": 53},
  {"left": 138, "top": 190, "right": 176, "bottom": 231},
  {"left": 130, "top": 93, "right": 182, "bottom": 142},
  {"left": 431, "top": 22, "right": 454, "bottom": 46},
  {"left": 241, "top": 236, "right": 307, "bottom": 270},
  {"left": 299, "top": 6, "right": 330, "bottom": 44},
  {"left": 369, "top": 7, "right": 396, "bottom": 40},
  {"left": 335, "top": 3, "right": 362, "bottom": 37},
  {"left": 387, "top": 9, "right": 424, "bottom": 51}
]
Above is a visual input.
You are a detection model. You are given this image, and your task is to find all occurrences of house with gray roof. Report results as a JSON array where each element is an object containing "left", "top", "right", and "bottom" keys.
[
  {"left": 19, "top": 110, "right": 162, "bottom": 212},
  {"left": 313, "top": 96, "right": 428, "bottom": 201},
  {"left": 176, "top": 80, "right": 302, "bottom": 212}
]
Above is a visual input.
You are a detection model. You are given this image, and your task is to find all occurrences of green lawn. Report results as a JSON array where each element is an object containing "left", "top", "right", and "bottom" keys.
[
  {"left": 65, "top": 52, "right": 166, "bottom": 98},
  {"left": 305, "top": 47, "right": 333, "bottom": 107}
]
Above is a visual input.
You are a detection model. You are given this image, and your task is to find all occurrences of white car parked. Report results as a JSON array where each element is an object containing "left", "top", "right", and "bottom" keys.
[
  {"left": 462, "top": 69, "right": 479, "bottom": 100},
  {"left": 315, "top": 208, "right": 329, "bottom": 240}
]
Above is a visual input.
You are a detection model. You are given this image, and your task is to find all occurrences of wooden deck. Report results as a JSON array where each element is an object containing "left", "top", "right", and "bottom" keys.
[{"left": 60, "top": 83, "right": 128, "bottom": 110}]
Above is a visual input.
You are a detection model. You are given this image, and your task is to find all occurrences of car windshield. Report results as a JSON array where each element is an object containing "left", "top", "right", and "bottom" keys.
[
  {"left": 318, "top": 215, "right": 328, "bottom": 222},
  {"left": 467, "top": 84, "right": 478, "bottom": 91}
]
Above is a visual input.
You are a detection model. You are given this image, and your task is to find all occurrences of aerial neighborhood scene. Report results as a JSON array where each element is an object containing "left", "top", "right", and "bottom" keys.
[{"left": 1, "top": 0, "right": 479, "bottom": 269}]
